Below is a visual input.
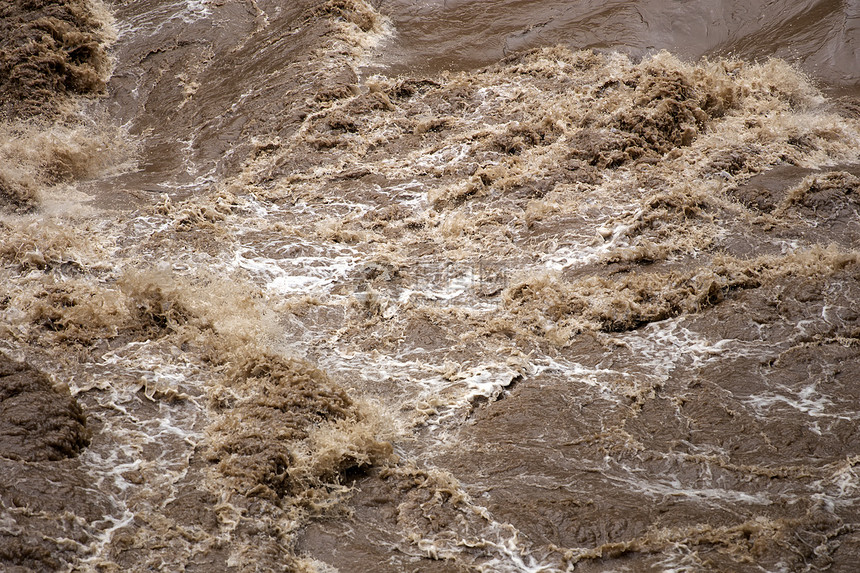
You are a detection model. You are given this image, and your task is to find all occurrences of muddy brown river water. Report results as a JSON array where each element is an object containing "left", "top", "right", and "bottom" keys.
[{"left": 2, "top": 0, "right": 860, "bottom": 571}]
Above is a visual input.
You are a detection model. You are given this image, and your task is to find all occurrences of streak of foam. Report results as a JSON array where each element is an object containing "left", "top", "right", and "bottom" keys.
[
  {"left": 80, "top": 509, "right": 136, "bottom": 568},
  {"left": 115, "top": 0, "right": 212, "bottom": 38},
  {"left": 173, "top": 0, "right": 212, "bottom": 24},
  {"left": 746, "top": 382, "right": 846, "bottom": 420},
  {"left": 618, "top": 317, "right": 777, "bottom": 376},
  {"left": 604, "top": 467, "right": 774, "bottom": 507},
  {"left": 67, "top": 338, "right": 210, "bottom": 567},
  {"left": 318, "top": 350, "right": 522, "bottom": 421},
  {"left": 231, "top": 246, "right": 360, "bottom": 296}
]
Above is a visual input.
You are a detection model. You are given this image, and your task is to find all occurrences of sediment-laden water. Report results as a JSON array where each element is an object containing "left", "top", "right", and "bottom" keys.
[{"left": 2, "top": 1, "right": 859, "bottom": 571}]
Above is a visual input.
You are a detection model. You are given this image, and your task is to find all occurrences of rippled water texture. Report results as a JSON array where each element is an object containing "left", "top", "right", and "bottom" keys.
[
  {"left": 373, "top": 0, "right": 860, "bottom": 87},
  {"left": 2, "top": 0, "right": 860, "bottom": 571}
]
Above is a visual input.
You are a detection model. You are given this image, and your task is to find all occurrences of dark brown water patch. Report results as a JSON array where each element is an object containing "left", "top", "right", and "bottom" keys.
[
  {"left": 297, "top": 468, "right": 478, "bottom": 572},
  {"left": 417, "top": 255, "right": 860, "bottom": 568},
  {"left": 728, "top": 164, "right": 818, "bottom": 213},
  {"left": 0, "top": 399, "right": 116, "bottom": 573},
  {"left": 0, "top": 456, "right": 115, "bottom": 572},
  {"left": 0, "top": 352, "right": 90, "bottom": 461},
  {"left": 372, "top": 0, "right": 860, "bottom": 89},
  {"left": 0, "top": 0, "right": 112, "bottom": 119},
  {"left": 774, "top": 171, "right": 860, "bottom": 250},
  {"left": 433, "top": 360, "right": 858, "bottom": 571}
]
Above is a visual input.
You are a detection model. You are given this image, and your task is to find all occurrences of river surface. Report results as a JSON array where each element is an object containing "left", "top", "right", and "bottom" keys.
[{"left": 2, "top": 1, "right": 860, "bottom": 571}]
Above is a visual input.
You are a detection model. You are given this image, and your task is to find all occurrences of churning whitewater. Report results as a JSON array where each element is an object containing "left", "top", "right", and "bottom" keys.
[{"left": 2, "top": 0, "right": 860, "bottom": 571}]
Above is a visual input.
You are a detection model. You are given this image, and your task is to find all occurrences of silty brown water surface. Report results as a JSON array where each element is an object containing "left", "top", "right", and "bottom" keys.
[{"left": 2, "top": 0, "right": 860, "bottom": 571}]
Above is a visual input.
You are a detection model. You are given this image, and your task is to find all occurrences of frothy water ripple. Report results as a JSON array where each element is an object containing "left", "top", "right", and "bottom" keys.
[{"left": 2, "top": 0, "right": 860, "bottom": 571}]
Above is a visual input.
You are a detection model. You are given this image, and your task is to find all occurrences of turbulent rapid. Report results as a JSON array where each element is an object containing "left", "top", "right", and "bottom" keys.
[{"left": 2, "top": 0, "right": 860, "bottom": 571}]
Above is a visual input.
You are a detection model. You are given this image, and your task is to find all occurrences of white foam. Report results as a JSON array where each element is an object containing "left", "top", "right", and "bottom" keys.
[
  {"left": 747, "top": 383, "right": 844, "bottom": 419},
  {"left": 231, "top": 248, "right": 359, "bottom": 295},
  {"left": 602, "top": 458, "right": 774, "bottom": 506}
]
